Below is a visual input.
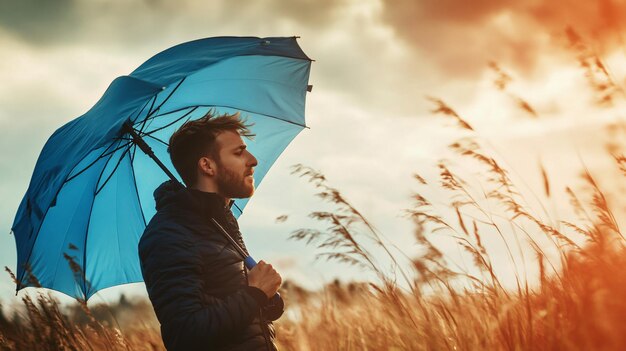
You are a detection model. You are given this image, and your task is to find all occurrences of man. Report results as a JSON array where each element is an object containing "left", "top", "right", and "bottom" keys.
[{"left": 138, "top": 111, "right": 284, "bottom": 350}]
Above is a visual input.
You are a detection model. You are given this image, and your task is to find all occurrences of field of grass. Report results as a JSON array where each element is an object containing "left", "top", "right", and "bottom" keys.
[{"left": 2, "top": 30, "right": 626, "bottom": 350}]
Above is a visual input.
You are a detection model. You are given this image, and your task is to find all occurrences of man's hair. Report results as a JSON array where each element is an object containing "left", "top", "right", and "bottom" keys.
[{"left": 168, "top": 110, "right": 255, "bottom": 187}]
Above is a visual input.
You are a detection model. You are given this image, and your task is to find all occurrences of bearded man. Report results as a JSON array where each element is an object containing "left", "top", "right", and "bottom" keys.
[{"left": 138, "top": 111, "right": 283, "bottom": 351}]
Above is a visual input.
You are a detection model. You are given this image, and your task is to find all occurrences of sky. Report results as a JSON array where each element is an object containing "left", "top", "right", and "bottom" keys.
[{"left": 1, "top": 0, "right": 626, "bottom": 306}]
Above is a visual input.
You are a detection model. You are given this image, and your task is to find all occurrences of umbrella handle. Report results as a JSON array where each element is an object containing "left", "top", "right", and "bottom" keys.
[{"left": 244, "top": 256, "right": 283, "bottom": 305}]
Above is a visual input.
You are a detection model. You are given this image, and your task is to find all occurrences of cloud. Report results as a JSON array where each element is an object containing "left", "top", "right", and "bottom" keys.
[
  {"left": 0, "top": 0, "right": 348, "bottom": 46},
  {"left": 379, "top": 0, "right": 626, "bottom": 77},
  {"left": 529, "top": 0, "right": 626, "bottom": 48},
  {"left": 0, "top": 0, "right": 421, "bottom": 114},
  {"left": 0, "top": 0, "right": 80, "bottom": 45},
  {"left": 220, "top": 0, "right": 346, "bottom": 28}
]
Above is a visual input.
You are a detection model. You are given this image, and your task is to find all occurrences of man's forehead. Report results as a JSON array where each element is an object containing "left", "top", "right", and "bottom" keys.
[{"left": 216, "top": 130, "right": 246, "bottom": 148}]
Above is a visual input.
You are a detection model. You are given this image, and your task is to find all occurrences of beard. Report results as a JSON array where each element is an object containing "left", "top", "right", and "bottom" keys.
[{"left": 215, "top": 163, "right": 255, "bottom": 199}]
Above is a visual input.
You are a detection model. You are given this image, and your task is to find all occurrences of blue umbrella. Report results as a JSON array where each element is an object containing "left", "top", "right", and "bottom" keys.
[{"left": 11, "top": 36, "right": 312, "bottom": 300}]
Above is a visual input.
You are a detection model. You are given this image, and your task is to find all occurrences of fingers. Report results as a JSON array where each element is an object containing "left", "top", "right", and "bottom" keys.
[
  {"left": 276, "top": 273, "right": 282, "bottom": 286},
  {"left": 248, "top": 260, "right": 282, "bottom": 297},
  {"left": 256, "top": 260, "right": 273, "bottom": 271},
  {"left": 270, "top": 266, "right": 281, "bottom": 288},
  {"left": 259, "top": 260, "right": 281, "bottom": 284},
  {"left": 253, "top": 260, "right": 281, "bottom": 284}
]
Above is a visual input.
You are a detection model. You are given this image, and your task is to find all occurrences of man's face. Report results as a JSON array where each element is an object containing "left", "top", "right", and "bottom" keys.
[{"left": 213, "top": 130, "right": 258, "bottom": 199}]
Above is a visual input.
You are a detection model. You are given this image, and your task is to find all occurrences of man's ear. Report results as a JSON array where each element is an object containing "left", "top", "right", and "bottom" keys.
[{"left": 198, "top": 156, "right": 216, "bottom": 177}]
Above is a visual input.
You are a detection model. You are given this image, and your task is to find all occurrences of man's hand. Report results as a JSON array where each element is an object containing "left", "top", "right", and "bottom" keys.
[{"left": 247, "top": 260, "right": 282, "bottom": 298}]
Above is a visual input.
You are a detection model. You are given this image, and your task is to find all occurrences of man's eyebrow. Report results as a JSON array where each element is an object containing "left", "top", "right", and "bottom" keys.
[{"left": 233, "top": 145, "right": 247, "bottom": 151}]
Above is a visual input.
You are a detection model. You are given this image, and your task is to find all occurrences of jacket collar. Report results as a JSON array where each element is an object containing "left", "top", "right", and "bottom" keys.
[{"left": 153, "top": 180, "right": 235, "bottom": 224}]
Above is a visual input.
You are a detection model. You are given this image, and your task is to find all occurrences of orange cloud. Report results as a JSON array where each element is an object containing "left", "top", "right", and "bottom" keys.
[
  {"left": 530, "top": 0, "right": 626, "bottom": 51},
  {"left": 380, "top": 0, "right": 626, "bottom": 77}
]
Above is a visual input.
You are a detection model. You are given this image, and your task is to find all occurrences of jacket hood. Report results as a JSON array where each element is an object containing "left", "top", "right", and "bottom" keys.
[{"left": 154, "top": 180, "right": 186, "bottom": 211}]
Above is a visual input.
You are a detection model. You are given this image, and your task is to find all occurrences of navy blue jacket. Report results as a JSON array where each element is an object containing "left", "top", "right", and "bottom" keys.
[{"left": 139, "top": 180, "right": 282, "bottom": 350}]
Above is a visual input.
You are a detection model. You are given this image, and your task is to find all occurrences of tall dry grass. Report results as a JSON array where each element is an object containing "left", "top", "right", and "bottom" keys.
[
  {"left": 277, "top": 149, "right": 624, "bottom": 350},
  {"left": 1, "top": 266, "right": 162, "bottom": 351},
  {"left": 273, "top": 28, "right": 626, "bottom": 350},
  {"left": 1, "top": 28, "right": 625, "bottom": 350}
]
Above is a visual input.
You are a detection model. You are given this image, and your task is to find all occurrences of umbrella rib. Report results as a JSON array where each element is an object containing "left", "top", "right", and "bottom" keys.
[
  {"left": 130, "top": 138, "right": 137, "bottom": 163},
  {"left": 142, "top": 134, "right": 169, "bottom": 147},
  {"left": 128, "top": 144, "right": 147, "bottom": 227},
  {"left": 145, "top": 94, "right": 158, "bottom": 121},
  {"left": 135, "top": 106, "right": 180, "bottom": 126},
  {"left": 95, "top": 147, "right": 132, "bottom": 196},
  {"left": 232, "top": 201, "right": 244, "bottom": 214},
  {"left": 144, "top": 77, "right": 187, "bottom": 120},
  {"left": 134, "top": 95, "right": 158, "bottom": 134},
  {"left": 65, "top": 140, "right": 131, "bottom": 184},
  {"left": 141, "top": 104, "right": 307, "bottom": 135},
  {"left": 101, "top": 140, "right": 132, "bottom": 157},
  {"left": 141, "top": 106, "right": 198, "bottom": 136},
  {"left": 131, "top": 95, "right": 154, "bottom": 125},
  {"left": 225, "top": 106, "right": 306, "bottom": 129}
]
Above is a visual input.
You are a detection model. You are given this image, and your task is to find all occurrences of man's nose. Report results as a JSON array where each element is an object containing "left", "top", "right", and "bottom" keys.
[{"left": 248, "top": 152, "right": 258, "bottom": 167}]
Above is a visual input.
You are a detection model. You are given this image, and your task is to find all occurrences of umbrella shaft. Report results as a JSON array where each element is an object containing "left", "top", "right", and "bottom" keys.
[
  {"left": 210, "top": 218, "right": 249, "bottom": 259},
  {"left": 123, "top": 121, "right": 179, "bottom": 183}
]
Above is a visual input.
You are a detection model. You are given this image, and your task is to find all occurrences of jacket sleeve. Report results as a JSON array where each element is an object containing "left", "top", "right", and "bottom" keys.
[
  {"left": 261, "top": 296, "right": 285, "bottom": 321},
  {"left": 139, "top": 225, "right": 264, "bottom": 350}
]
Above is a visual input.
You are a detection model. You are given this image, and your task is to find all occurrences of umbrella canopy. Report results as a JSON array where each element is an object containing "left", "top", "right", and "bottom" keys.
[{"left": 11, "top": 36, "right": 312, "bottom": 300}]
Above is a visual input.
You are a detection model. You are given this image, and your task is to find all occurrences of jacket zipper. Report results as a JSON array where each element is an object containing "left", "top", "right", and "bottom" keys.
[
  {"left": 213, "top": 211, "right": 274, "bottom": 349},
  {"left": 243, "top": 256, "right": 273, "bottom": 350}
]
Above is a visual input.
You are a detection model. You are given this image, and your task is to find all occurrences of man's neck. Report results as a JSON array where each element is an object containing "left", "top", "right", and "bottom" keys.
[{"left": 190, "top": 184, "right": 230, "bottom": 207}]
